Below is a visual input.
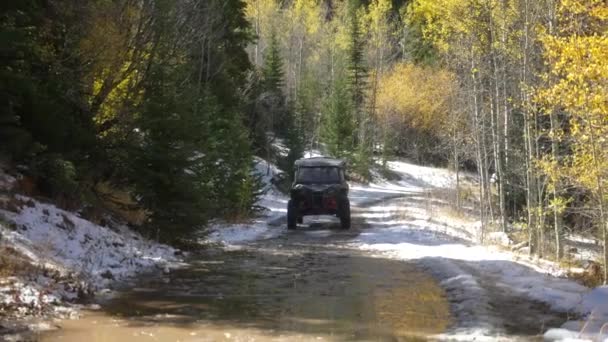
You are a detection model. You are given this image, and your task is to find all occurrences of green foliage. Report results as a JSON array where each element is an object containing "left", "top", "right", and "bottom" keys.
[
  {"left": 238, "top": 161, "right": 268, "bottom": 214},
  {"left": 283, "top": 104, "right": 305, "bottom": 180},
  {"left": 33, "top": 154, "right": 80, "bottom": 199},
  {"left": 401, "top": 5, "right": 439, "bottom": 64},
  {"left": 126, "top": 0, "right": 259, "bottom": 239},
  {"left": 1, "top": 0, "right": 262, "bottom": 241},
  {"left": 347, "top": 0, "right": 368, "bottom": 120},
  {"left": 258, "top": 24, "right": 305, "bottom": 177},
  {"left": 346, "top": 0, "right": 372, "bottom": 178},
  {"left": 321, "top": 76, "right": 355, "bottom": 159},
  {"left": 261, "top": 28, "right": 289, "bottom": 136},
  {"left": 130, "top": 61, "right": 207, "bottom": 237},
  {"left": 262, "top": 29, "right": 285, "bottom": 95}
]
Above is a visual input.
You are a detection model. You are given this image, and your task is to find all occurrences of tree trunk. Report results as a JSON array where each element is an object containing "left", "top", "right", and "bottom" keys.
[
  {"left": 489, "top": 9, "right": 507, "bottom": 233},
  {"left": 472, "top": 58, "right": 487, "bottom": 241},
  {"left": 589, "top": 125, "right": 608, "bottom": 284},
  {"left": 549, "top": 110, "right": 563, "bottom": 260}
]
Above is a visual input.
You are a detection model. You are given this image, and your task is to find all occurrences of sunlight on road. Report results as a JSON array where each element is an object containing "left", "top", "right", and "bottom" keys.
[{"left": 40, "top": 245, "right": 451, "bottom": 341}]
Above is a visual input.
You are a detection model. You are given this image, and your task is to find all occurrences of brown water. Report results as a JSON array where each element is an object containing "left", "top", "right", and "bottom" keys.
[{"left": 39, "top": 222, "right": 451, "bottom": 342}]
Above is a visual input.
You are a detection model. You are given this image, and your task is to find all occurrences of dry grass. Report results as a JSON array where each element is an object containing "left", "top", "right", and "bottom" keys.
[
  {"left": 223, "top": 213, "right": 257, "bottom": 224},
  {"left": 506, "top": 225, "right": 606, "bottom": 287},
  {"left": 439, "top": 206, "right": 470, "bottom": 222},
  {"left": 0, "top": 195, "right": 28, "bottom": 214},
  {"left": 93, "top": 182, "right": 148, "bottom": 226},
  {"left": 568, "top": 266, "right": 604, "bottom": 288},
  {"left": 0, "top": 246, "right": 34, "bottom": 278}
]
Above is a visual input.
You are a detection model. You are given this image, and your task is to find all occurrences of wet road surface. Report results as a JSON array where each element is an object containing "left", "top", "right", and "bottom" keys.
[
  {"left": 39, "top": 213, "right": 451, "bottom": 342},
  {"left": 37, "top": 190, "right": 574, "bottom": 341}
]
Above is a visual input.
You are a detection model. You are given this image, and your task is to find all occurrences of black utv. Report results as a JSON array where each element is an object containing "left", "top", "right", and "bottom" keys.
[{"left": 287, "top": 157, "right": 351, "bottom": 230}]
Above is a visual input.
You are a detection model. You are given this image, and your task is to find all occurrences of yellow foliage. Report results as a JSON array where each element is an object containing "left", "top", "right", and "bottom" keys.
[
  {"left": 537, "top": 0, "right": 608, "bottom": 199},
  {"left": 376, "top": 63, "right": 457, "bottom": 133},
  {"left": 291, "top": 0, "right": 323, "bottom": 36},
  {"left": 244, "top": 0, "right": 281, "bottom": 45},
  {"left": 408, "top": 0, "right": 520, "bottom": 60},
  {"left": 362, "top": 0, "right": 393, "bottom": 38},
  {"left": 407, "top": 0, "right": 472, "bottom": 53},
  {"left": 79, "top": 1, "right": 150, "bottom": 136}
]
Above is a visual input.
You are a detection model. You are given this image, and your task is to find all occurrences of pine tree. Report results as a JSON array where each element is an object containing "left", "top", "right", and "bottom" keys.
[
  {"left": 262, "top": 28, "right": 289, "bottom": 136},
  {"left": 322, "top": 76, "right": 355, "bottom": 159},
  {"left": 346, "top": 0, "right": 372, "bottom": 178},
  {"left": 347, "top": 0, "right": 367, "bottom": 133},
  {"left": 262, "top": 29, "right": 285, "bottom": 95},
  {"left": 133, "top": 84, "right": 205, "bottom": 237},
  {"left": 284, "top": 102, "right": 305, "bottom": 180},
  {"left": 261, "top": 27, "right": 305, "bottom": 176}
]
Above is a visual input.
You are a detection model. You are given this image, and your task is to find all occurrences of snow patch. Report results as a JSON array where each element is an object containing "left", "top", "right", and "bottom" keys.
[
  {"left": 386, "top": 160, "right": 461, "bottom": 189},
  {"left": 303, "top": 150, "right": 325, "bottom": 158},
  {"left": 254, "top": 157, "right": 285, "bottom": 192},
  {"left": 346, "top": 159, "right": 593, "bottom": 338},
  {"left": 206, "top": 220, "right": 283, "bottom": 246},
  {"left": 1, "top": 197, "right": 177, "bottom": 286},
  {"left": 485, "top": 232, "right": 513, "bottom": 247},
  {"left": 0, "top": 172, "right": 17, "bottom": 192},
  {"left": 545, "top": 286, "right": 608, "bottom": 341},
  {"left": 206, "top": 158, "right": 287, "bottom": 246},
  {"left": 0, "top": 190, "right": 179, "bottom": 322}
]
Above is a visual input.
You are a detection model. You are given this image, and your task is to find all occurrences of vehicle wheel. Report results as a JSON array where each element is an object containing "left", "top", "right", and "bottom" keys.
[
  {"left": 339, "top": 199, "right": 351, "bottom": 230},
  {"left": 287, "top": 200, "right": 297, "bottom": 230},
  {"left": 297, "top": 216, "right": 303, "bottom": 224}
]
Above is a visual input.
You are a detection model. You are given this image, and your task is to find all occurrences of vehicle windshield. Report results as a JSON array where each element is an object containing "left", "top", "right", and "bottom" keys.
[{"left": 296, "top": 167, "right": 341, "bottom": 184}]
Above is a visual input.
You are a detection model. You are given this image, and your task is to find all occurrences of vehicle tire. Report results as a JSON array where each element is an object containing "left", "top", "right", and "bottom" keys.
[
  {"left": 287, "top": 200, "right": 297, "bottom": 230},
  {"left": 339, "top": 199, "right": 351, "bottom": 230}
]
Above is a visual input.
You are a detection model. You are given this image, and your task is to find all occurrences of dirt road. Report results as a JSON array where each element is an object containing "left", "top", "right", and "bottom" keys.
[
  {"left": 39, "top": 208, "right": 451, "bottom": 341},
  {"left": 36, "top": 183, "right": 575, "bottom": 342}
]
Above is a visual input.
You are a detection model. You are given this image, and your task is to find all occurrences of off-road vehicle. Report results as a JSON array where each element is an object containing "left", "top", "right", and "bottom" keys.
[{"left": 287, "top": 157, "right": 351, "bottom": 230}]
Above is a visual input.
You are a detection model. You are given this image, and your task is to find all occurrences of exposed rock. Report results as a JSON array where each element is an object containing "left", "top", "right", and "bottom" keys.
[{"left": 100, "top": 270, "right": 115, "bottom": 280}]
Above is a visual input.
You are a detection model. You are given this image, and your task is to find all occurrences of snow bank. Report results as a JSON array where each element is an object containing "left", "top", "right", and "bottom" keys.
[
  {"left": 355, "top": 227, "right": 588, "bottom": 307},
  {"left": 1, "top": 197, "right": 177, "bottom": 286},
  {"left": 0, "top": 192, "right": 179, "bottom": 323},
  {"left": 386, "top": 160, "right": 459, "bottom": 189},
  {"left": 254, "top": 157, "right": 285, "bottom": 192},
  {"left": 485, "top": 231, "right": 513, "bottom": 247},
  {"left": 545, "top": 286, "right": 608, "bottom": 341},
  {"left": 348, "top": 159, "right": 598, "bottom": 338},
  {"left": 206, "top": 220, "right": 283, "bottom": 246}
]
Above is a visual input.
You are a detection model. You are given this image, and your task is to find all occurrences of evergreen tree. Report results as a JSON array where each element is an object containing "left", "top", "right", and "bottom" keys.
[
  {"left": 262, "top": 29, "right": 285, "bottom": 95},
  {"left": 321, "top": 76, "right": 355, "bottom": 159},
  {"left": 284, "top": 101, "right": 305, "bottom": 179},
  {"left": 0, "top": 1, "right": 98, "bottom": 198},
  {"left": 260, "top": 27, "right": 305, "bottom": 176},
  {"left": 346, "top": 0, "right": 372, "bottom": 178},
  {"left": 347, "top": 0, "right": 368, "bottom": 129},
  {"left": 132, "top": 63, "right": 209, "bottom": 238},
  {"left": 261, "top": 28, "right": 289, "bottom": 136}
]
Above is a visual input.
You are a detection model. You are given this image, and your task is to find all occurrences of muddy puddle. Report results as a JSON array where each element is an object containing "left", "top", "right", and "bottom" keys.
[{"left": 38, "top": 226, "right": 451, "bottom": 342}]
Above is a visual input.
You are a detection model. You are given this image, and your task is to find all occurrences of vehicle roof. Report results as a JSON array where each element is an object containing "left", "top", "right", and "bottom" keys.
[{"left": 294, "top": 157, "right": 346, "bottom": 168}]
